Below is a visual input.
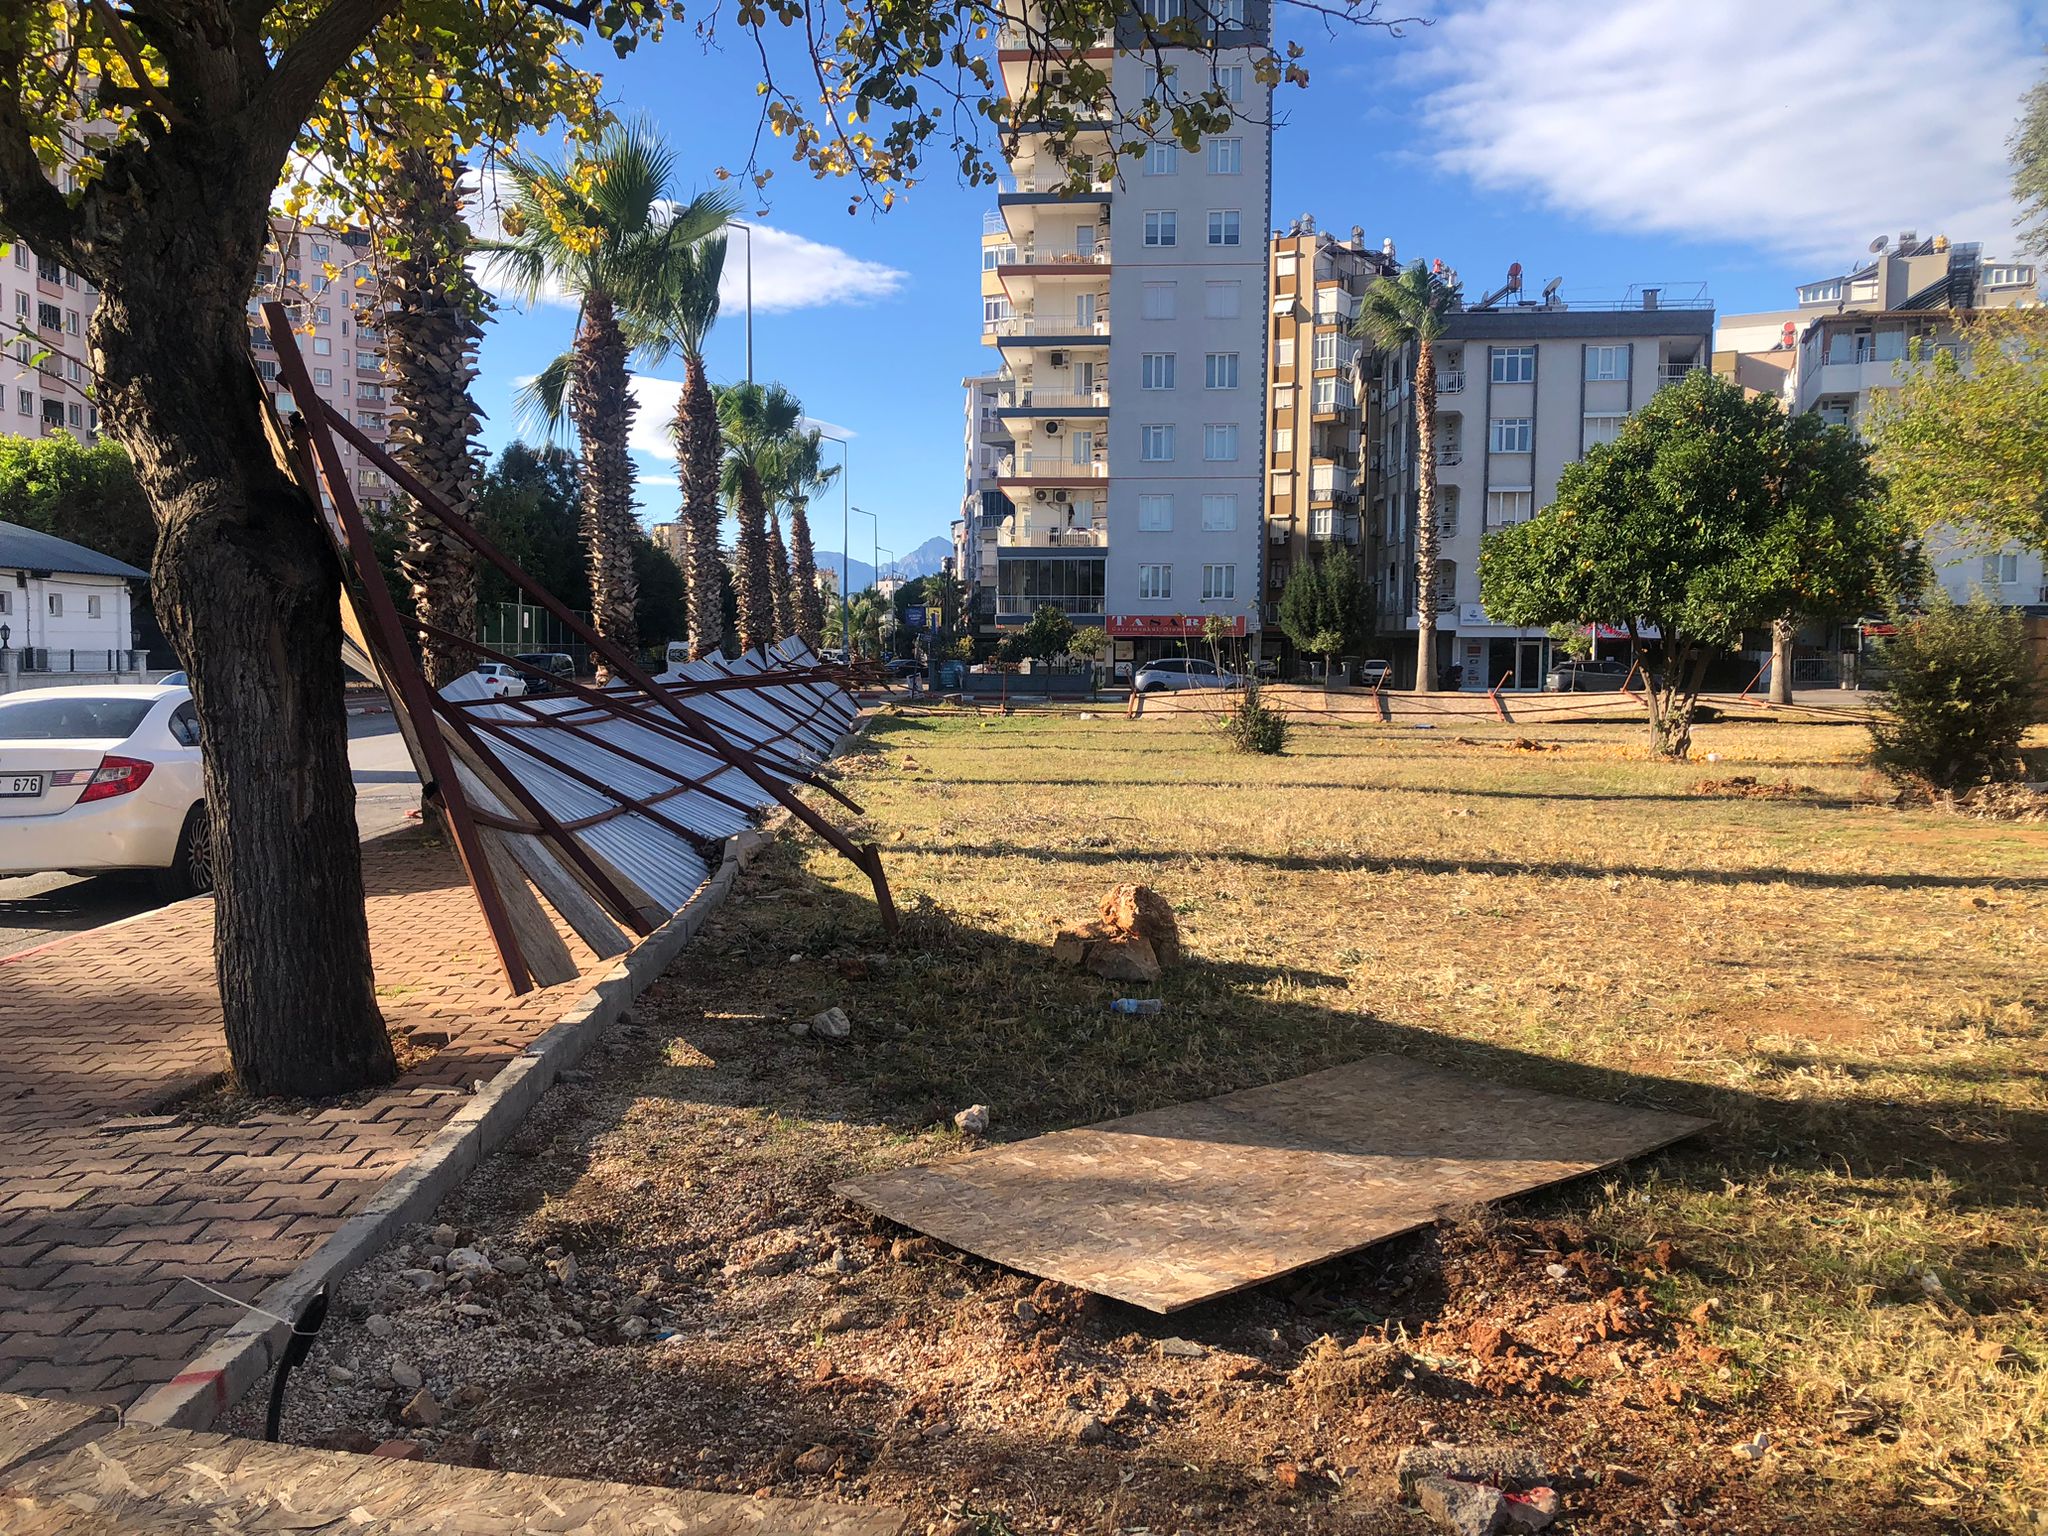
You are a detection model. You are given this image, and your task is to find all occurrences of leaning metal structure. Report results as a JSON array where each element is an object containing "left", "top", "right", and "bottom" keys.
[{"left": 261, "top": 302, "right": 895, "bottom": 995}]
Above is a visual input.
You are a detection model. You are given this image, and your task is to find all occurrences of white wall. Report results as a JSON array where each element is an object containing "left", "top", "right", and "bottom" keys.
[{"left": 0, "top": 570, "right": 132, "bottom": 654}]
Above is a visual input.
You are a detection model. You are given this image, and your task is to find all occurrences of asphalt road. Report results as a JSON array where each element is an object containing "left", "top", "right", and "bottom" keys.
[{"left": 0, "top": 710, "right": 419, "bottom": 960}]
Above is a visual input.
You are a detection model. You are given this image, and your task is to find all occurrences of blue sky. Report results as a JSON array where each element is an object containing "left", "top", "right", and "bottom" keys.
[{"left": 469, "top": 0, "right": 2047, "bottom": 569}]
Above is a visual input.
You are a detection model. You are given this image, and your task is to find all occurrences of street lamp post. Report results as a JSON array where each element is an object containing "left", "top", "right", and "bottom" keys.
[
  {"left": 729, "top": 219, "right": 754, "bottom": 386},
  {"left": 816, "top": 432, "right": 849, "bottom": 656},
  {"left": 851, "top": 505, "right": 878, "bottom": 658}
]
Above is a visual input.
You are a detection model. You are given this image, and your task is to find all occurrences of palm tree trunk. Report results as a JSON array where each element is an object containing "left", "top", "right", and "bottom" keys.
[
  {"left": 571, "top": 290, "right": 639, "bottom": 655},
  {"left": 789, "top": 495, "right": 825, "bottom": 649},
  {"left": 1412, "top": 339, "right": 1441, "bottom": 692},
  {"left": 1769, "top": 615, "right": 1795, "bottom": 704},
  {"left": 677, "top": 352, "right": 724, "bottom": 658},
  {"left": 385, "top": 146, "right": 485, "bottom": 689},
  {"left": 733, "top": 464, "right": 775, "bottom": 653},
  {"left": 767, "top": 509, "right": 796, "bottom": 642}
]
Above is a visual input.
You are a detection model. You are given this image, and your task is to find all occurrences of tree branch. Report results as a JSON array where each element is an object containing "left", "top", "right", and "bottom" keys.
[{"left": 255, "top": 0, "right": 399, "bottom": 155}]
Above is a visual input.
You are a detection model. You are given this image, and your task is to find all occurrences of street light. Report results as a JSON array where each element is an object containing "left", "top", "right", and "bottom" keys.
[
  {"left": 729, "top": 219, "right": 755, "bottom": 386},
  {"left": 816, "top": 431, "right": 850, "bottom": 654},
  {"left": 851, "top": 505, "right": 878, "bottom": 657}
]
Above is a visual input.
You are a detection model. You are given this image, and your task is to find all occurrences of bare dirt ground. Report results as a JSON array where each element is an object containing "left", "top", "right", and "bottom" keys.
[{"left": 235, "top": 711, "right": 2048, "bottom": 1535}]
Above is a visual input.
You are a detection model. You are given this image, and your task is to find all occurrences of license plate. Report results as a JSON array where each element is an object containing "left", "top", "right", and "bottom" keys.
[{"left": 2, "top": 774, "right": 44, "bottom": 797}]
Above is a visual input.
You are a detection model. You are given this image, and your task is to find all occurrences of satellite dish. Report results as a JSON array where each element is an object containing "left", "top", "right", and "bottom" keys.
[
  {"left": 1542, "top": 276, "right": 1562, "bottom": 299},
  {"left": 1869, "top": 235, "right": 1889, "bottom": 254}
]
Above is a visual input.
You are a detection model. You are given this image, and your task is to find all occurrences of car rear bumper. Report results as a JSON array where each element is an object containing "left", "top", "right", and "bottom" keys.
[{"left": 0, "top": 797, "right": 183, "bottom": 876}]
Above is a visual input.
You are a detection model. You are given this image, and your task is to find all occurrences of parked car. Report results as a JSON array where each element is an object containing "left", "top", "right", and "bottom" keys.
[
  {"left": 1252, "top": 657, "right": 1280, "bottom": 680},
  {"left": 0, "top": 684, "right": 212, "bottom": 898},
  {"left": 1132, "top": 657, "right": 1242, "bottom": 694},
  {"left": 885, "top": 656, "right": 921, "bottom": 678},
  {"left": 514, "top": 652, "right": 575, "bottom": 694},
  {"left": 468, "top": 662, "right": 524, "bottom": 698},
  {"left": 159, "top": 670, "right": 189, "bottom": 687},
  {"left": 1360, "top": 659, "right": 1394, "bottom": 689},
  {"left": 820, "top": 648, "right": 850, "bottom": 666},
  {"left": 1545, "top": 657, "right": 1630, "bottom": 693}
]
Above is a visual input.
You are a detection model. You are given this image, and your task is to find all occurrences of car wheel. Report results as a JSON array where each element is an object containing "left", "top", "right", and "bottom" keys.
[{"left": 154, "top": 805, "right": 215, "bottom": 901}]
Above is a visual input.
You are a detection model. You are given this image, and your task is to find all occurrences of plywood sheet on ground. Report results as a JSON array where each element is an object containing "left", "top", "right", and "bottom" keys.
[
  {"left": 1, "top": 1421, "right": 905, "bottom": 1536},
  {"left": 0, "top": 1392, "right": 112, "bottom": 1477},
  {"left": 836, "top": 1055, "right": 1710, "bottom": 1313}
]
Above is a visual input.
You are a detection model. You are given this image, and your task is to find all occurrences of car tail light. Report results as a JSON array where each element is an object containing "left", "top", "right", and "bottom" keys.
[{"left": 77, "top": 755, "right": 154, "bottom": 802}]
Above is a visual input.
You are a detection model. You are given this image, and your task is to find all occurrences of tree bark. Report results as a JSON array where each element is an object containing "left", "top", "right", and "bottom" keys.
[
  {"left": 570, "top": 291, "right": 638, "bottom": 655},
  {"left": 385, "top": 146, "right": 484, "bottom": 688},
  {"left": 1769, "top": 615, "right": 1795, "bottom": 705},
  {"left": 677, "top": 353, "right": 725, "bottom": 658},
  {"left": 789, "top": 495, "right": 825, "bottom": 649},
  {"left": 1412, "top": 339, "right": 1441, "bottom": 692},
  {"left": 91, "top": 212, "right": 394, "bottom": 1099},
  {"left": 767, "top": 508, "right": 796, "bottom": 643},
  {"left": 732, "top": 464, "right": 775, "bottom": 653}
]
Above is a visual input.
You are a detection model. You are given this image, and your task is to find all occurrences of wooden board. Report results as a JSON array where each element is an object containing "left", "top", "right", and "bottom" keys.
[
  {"left": 2, "top": 1421, "right": 906, "bottom": 1535},
  {"left": 0, "top": 1391, "right": 113, "bottom": 1478},
  {"left": 836, "top": 1055, "right": 1710, "bottom": 1313}
]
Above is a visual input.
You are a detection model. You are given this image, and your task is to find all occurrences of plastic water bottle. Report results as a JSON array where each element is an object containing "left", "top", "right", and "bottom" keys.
[{"left": 1109, "top": 998, "right": 1163, "bottom": 1015}]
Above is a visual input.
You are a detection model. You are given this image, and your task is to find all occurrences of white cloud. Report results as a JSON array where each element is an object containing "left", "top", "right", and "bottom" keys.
[
  {"left": 1409, "top": 0, "right": 2040, "bottom": 268},
  {"left": 467, "top": 168, "right": 904, "bottom": 315},
  {"left": 625, "top": 375, "right": 855, "bottom": 461}
]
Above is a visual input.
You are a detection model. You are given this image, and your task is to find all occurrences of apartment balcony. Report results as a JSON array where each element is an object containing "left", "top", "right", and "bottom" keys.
[
  {"left": 1313, "top": 286, "right": 1362, "bottom": 324},
  {"left": 1308, "top": 465, "right": 1358, "bottom": 501},
  {"left": 1437, "top": 446, "right": 1463, "bottom": 466},
  {"left": 997, "top": 524, "right": 1107, "bottom": 550},
  {"left": 994, "top": 596, "right": 1106, "bottom": 622},
  {"left": 989, "top": 315, "right": 1111, "bottom": 348},
  {"left": 1309, "top": 387, "right": 1357, "bottom": 418},
  {"left": 356, "top": 363, "right": 383, "bottom": 378},
  {"left": 997, "top": 387, "right": 1109, "bottom": 418},
  {"left": 1657, "top": 361, "right": 1704, "bottom": 386},
  {"left": 998, "top": 451, "right": 1109, "bottom": 481},
  {"left": 1438, "top": 369, "right": 1465, "bottom": 394},
  {"left": 1000, "top": 242, "right": 1112, "bottom": 276}
]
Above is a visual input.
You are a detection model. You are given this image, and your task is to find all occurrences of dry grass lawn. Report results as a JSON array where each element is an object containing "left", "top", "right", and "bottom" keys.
[{"left": 261, "top": 707, "right": 2048, "bottom": 1535}]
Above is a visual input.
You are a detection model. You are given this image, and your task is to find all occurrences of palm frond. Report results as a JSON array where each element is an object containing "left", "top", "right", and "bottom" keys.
[{"left": 515, "top": 349, "right": 576, "bottom": 444}]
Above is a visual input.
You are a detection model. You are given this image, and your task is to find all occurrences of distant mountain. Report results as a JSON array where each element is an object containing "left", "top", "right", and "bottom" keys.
[{"left": 812, "top": 535, "right": 953, "bottom": 594}]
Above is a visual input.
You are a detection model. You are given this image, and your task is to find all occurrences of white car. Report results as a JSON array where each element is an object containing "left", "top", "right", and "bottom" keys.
[
  {"left": 470, "top": 662, "right": 524, "bottom": 698},
  {"left": 0, "top": 684, "right": 212, "bottom": 898},
  {"left": 1132, "top": 657, "right": 1242, "bottom": 693}
]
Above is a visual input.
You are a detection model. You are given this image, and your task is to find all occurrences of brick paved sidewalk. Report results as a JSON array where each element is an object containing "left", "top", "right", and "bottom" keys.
[{"left": 0, "top": 830, "right": 590, "bottom": 1408}]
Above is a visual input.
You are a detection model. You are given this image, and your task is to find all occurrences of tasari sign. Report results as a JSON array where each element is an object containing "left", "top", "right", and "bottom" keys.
[{"left": 1107, "top": 614, "right": 1247, "bottom": 638}]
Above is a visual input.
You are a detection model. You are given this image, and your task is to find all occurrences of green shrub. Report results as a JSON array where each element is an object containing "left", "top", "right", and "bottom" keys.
[
  {"left": 1868, "top": 598, "right": 2041, "bottom": 790},
  {"left": 1221, "top": 684, "right": 1289, "bottom": 755}
]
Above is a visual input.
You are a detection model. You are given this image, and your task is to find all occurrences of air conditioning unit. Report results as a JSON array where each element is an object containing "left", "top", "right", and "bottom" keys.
[
  {"left": 1034, "top": 488, "right": 1050, "bottom": 502},
  {"left": 1053, "top": 489, "right": 1069, "bottom": 503},
  {"left": 1049, "top": 350, "right": 1068, "bottom": 368},
  {"left": 1043, "top": 419, "right": 1062, "bottom": 435}
]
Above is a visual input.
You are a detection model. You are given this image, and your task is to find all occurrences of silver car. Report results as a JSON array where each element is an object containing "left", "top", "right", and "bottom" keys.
[{"left": 1132, "top": 657, "right": 1242, "bottom": 693}]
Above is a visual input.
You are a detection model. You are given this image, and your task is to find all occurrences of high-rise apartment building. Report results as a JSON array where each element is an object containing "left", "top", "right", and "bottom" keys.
[
  {"left": 2, "top": 241, "right": 99, "bottom": 443},
  {"left": 1263, "top": 219, "right": 1396, "bottom": 655},
  {"left": 972, "top": 2, "right": 1274, "bottom": 665},
  {"left": 953, "top": 371, "right": 1007, "bottom": 639},
  {"left": 1371, "top": 280, "right": 1713, "bottom": 688}
]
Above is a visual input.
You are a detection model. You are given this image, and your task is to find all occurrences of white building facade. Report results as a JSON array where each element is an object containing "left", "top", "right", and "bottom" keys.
[{"left": 0, "top": 520, "right": 147, "bottom": 689}]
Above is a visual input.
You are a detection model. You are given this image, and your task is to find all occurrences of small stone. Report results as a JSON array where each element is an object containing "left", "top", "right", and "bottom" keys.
[
  {"left": 446, "top": 1247, "right": 494, "bottom": 1275},
  {"left": 793, "top": 1445, "right": 837, "bottom": 1475},
  {"left": 954, "top": 1104, "right": 991, "bottom": 1135},
  {"left": 1468, "top": 1323, "right": 1511, "bottom": 1360},
  {"left": 388, "top": 1359, "right": 423, "bottom": 1391},
  {"left": 496, "top": 1255, "right": 530, "bottom": 1277},
  {"left": 1068, "top": 1413, "right": 1106, "bottom": 1446},
  {"left": 890, "top": 1237, "right": 933, "bottom": 1263},
  {"left": 455, "top": 1303, "right": 490, "bottom": 1319},
  {"left": 398, "top": 1268, "right": 440, "bottom": 1293},
  {"left": 431, "top": 1224, "right": 459, "bottom": 1248},
  {"left": 400, "top": 1387, "right": 443, "bottom": 1428},
  {"left": 372, "top": 1440, "right": 422, "bottom": 1461},
  {"left": 551, "top": 1253, "right": 579, "bottom": 1287},
  {"left": 809, "top": 1006, "right": 852, "bottom": 1042},
  {"left": 619, "top": 1316, "right": 650, "bottom": 1341},
  {"left": 1157, "top": 1337, "right": 1205, "bottom": 1359},
  {"left": 1395, "top": 1445, "right": 1548, "bottom": 1499},
  {"left": 450, "top": 1383, "right": 489, "bottom": 1409},
  {"left": 1728, "top": 1431, "right": 1770, "bottom": 1463},
  {"left": 831, "top": 1249, "right": 856, "bottom": 1274},
  {"left": 1417, "top": 1476, "right": 1509, "bottom": 1536},
  {"left": 821, "top": 1306, "right": 859, "bottom": 1334},
  {"left": 1274, "top": 1461, "right": 1308, "bottom": 1491},
  {"left": 324, "top": 1365, "right": 356, "bottom": 1386},
  {"left": 1544, "top": 1263, "right": 1569, "bottom": 1281},
  {"left": 1013, "top": 1300, "right": 1039, "bottom": 1325},
  {"left": 365, "top": 1313, "right": 395, "bottom": 1339},
  {"left": 1504, "top": 1488, "right": 1561, "bottom": 1532},
  {"left": 788, "top": 1018, "right": 811, "bottom": 1038}
]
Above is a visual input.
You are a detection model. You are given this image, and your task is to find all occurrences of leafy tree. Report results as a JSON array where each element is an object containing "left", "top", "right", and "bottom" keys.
[
  {"left": 0, "top": 434, "right": 155, "bottom": 569},
  {"left": 0, "top": 0, "right": 1398, "bottom": 1098},
  {"left": 1221, "top": 684, "right": 1288, "bottom": 754},
  {"left": 472, "top": 445, "right": 588, "bottom": 614},
  {"left": 1354, "top": 261, "right": 1459, "bottom": 690},
  {"left": 1869, "top": 597, "right": 2041, "bottom": 790},
  {"left": 1278, "top": 552, "right": 1363, "bottom": 679},
  {"left": 1018, "top": 603, "right": 1075, "bottom": 660},
  {"left": 1481, "top": 373, "right": 1911, "bottom": 759},
  {"left": 1070, "top": 624, "right": 1109, "bottom": 659},
  {"left": 775, "top": 429, "right": 838, "bottom": 650},
  {"left": 630, "top": 530, "right": 689, "bottom": 652},
  {"left": 1869, "top": 311, "right": 2048, "bottom": 557},
  {"left": 715, "top": 381, "right": 802, "bottom": 652},
  {"left": 2013, "top": 60, "right": 2048, "bottom": 257}
]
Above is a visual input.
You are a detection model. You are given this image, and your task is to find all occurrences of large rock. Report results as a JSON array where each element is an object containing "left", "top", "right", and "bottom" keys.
[
  {"left": 1085, "top": 931, "right": 1161, "bottom": 983},
  {"left": 1395, "top": 1445, "right": 1549, "bottom": 1498},
  {"left": 1052, "top": 884, "right": 1182, "bottom": 979},
  {"left": 1099, "top": 883, "right": 1181, "bottom": 965},
  {"left": 1417, "top": 1476, "right": 1509, "bottom": 1536}
]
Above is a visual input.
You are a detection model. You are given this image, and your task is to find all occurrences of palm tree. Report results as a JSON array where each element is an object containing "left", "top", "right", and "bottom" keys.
[
  {"left": 481, "top": 119, "right": 729, "bottom": 655},
  {"left": 715, "top": 381, "right": 803, "bottom": 652},
  {"left": 775, "top": 428, "right": 838, "bottom": 650},
  {"left": 379, "top": 146, "right": 485, "bottom": 687},
  {"left": 639, "top": 229, "right": 733, "bottom": 658},
  {"left": 1355, "top": 261, "right": 1460, "bottom": 692},
  {"left": 767, "top": 506, "right": 796, "bottom": 641}
]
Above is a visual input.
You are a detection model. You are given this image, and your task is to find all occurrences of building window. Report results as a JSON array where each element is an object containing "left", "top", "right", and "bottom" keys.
[
  {"left": 1206, "top": 210, "right": 1241, "bottom": 246},
  {"left": 1203, "top": 423, "right": 1239, "bottom": 461},
  {"left": 982, "top": 295, "right": 1011, "bottom": 328},
  {"left": 1141, "top": 352, "right": 1176, "bottom": 390},
  {"left": 1582, "top": 414, "right": 1625, "bottom": 449},
  {"left": 1205, "top": 352, "right": 1239, "bottom": 389},
  {"left": 1217, "top": 65, "right": 1244, "bottom": 101},
  {"left": 1272, "top": 427, "right": 1292, "bottom": 457},
  {"left": 1201, "top": 563, "right": 1235, "bottom": 601},
  {"left": 313, "top": 305, "right": 331, "bottom": 324},
  {"left": 47, "top": 594, "right": 62, "bottom": 617},
  {"left": 65, "top": 357, "right": 81, "bottom": 383},
  {"left": 1312, "top": 378, "right": 1354, "bottom": 410},
  {"left": 1138, "top": 494, "right": 1174, "bottom": 531},
  {"left": 1309, "top": 505, "right": 1332, "bottom": 539},
  {"left": 1210, "top": 0, "right": 1245, "bottom": 25},
  {"left": 1144, "top": 211, "right": 1177, "bottom": 247},
  {"left": 1313, "top": 331, "right": 1338, "bottom": 370},
  {"left": 1138, "top": 563, "right": 1172, "bottom": 600},
  {"left": 86, "top": 593, "right": 101, "bottom": 618},
  {"left": 1142, "top": 281, "right": 1177, "bottom": 320},
  {"left": 11, "top": 245, "right": 24, "bottom": 269},
  {"left": 255, "top": 359, "right": 279, "bottom": 381},
  {"left": 1139, "top": 0, "right": 1184, "bottom": 22},
  {"left": 0, "top": 591, "right": 9, "bottom": 614},
  {"left": 1487, "top": 417, "right": 1532, "bottom": 453},
  {"left": 1208, "top": 138, "right": 1242, "bottom": 175},
  {"left": 1490, "top": 346, "right": 1535, "bottom": 383},
  {"left": 67, "top": 401, "right": 80, "bottom": 426},
  {"left": 1141, "top": 423, "right": 1175, "bottom": 461},
  {"left": 980, "top": 243, "right": 1017, "bottom": 270},
  {"left": 1275, "top": 337, "right": 1295, "bottom": 368},
  {"left": 1204, "top": 280, "right": 1241, "bottom": 319},
  {"left": 1486, "top": 489, "right": 1533, "bottom": 527},
  {"left": 1585, "top": 345, "right": 1631, "bottom": 381},
  {"left": 1984, "top": 551, "right": 2021, "bottom": 586},
  {"left": 1145, "top": 143, "right": 1177, "bottom": 176},
  {"left": 15, "top": 389, "right": 29, "bottom": 416},
  {"left": 36, "top": 301, "right": 60, "bottom": 330},
  {"left": 1201, "top": 493, "right": 1237, "bottom": 530},
  {"left": 313, "top": 367, "right": 333, "bottom": 386},
  {"left": 312, "top": 336, "right": 332, "bottom": 356}
]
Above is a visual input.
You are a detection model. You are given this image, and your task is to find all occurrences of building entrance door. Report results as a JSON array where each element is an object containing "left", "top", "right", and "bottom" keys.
[{"left": 1515, "top": 638, "right": 1545, "bottom": 691}]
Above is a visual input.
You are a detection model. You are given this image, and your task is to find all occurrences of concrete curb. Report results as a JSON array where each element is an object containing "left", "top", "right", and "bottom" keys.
[{"left": 129, "top": 822, "right": 779, "bottom": 1433}]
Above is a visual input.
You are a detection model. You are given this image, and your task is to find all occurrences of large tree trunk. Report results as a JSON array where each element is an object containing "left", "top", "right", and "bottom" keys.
[
  {"left": 92, "top": 222, "right": 394, "bottom": 1099},
  {"left": 788, "top": 495, "right": 825, "bottom": 649},
  {"left": 677, "top": 353, "right": 725, "bottom": 658},
  {"left": 384, "top": 146, "right": 485, "bottom": 688},
  {"left": 570, "top": 291, "right": 638, "bottom": 655},
  {"left": 1768, "top": 616, "right": 1795, "bottom": 705},
  {"left": 732, "top": 465, "right": 775, "bottom": 652},
  {"left": 1412, "top": 339, "right": 1441, "bottom": 692},
  {"left": 767, "top": 509, "right": 795, "bottom": 642}
]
